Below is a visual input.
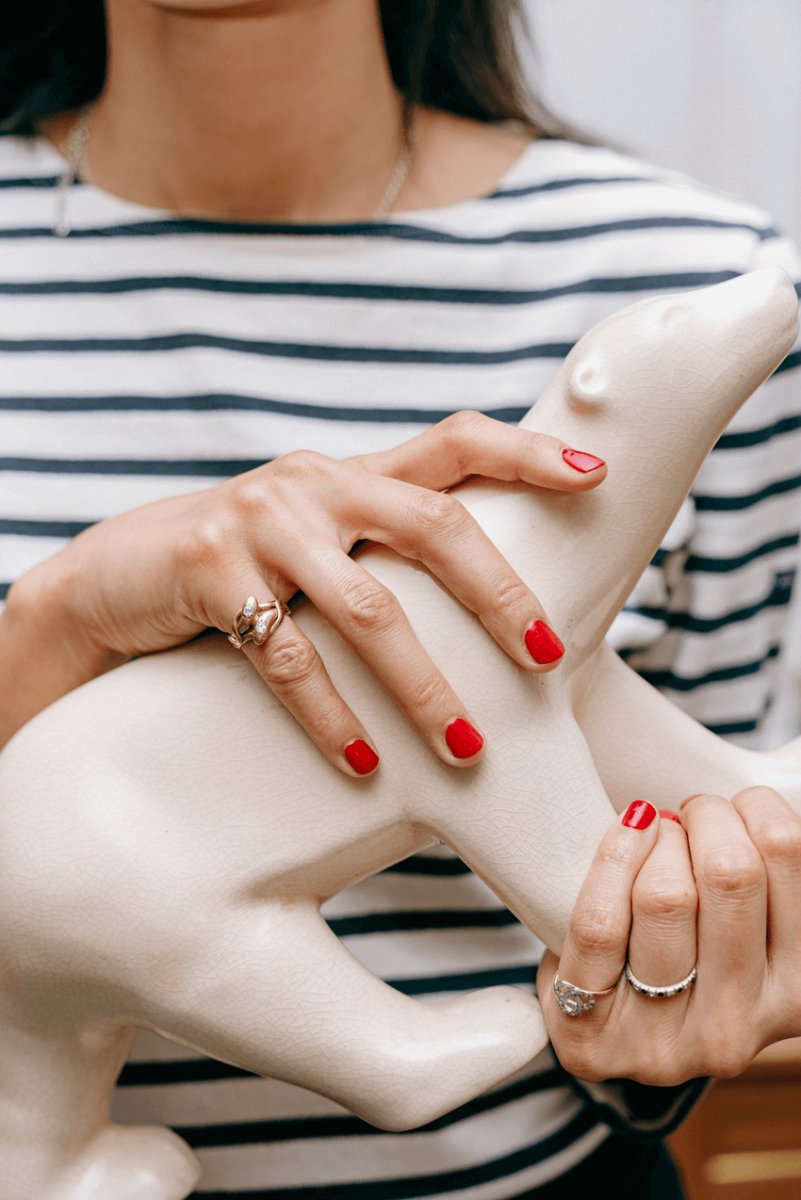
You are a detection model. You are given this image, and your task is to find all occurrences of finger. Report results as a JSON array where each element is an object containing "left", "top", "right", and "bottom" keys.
[
  {"left": 628, "top": 818, "right": 697, "bottom": 996},
  {"left": 682, "top": 793, "right": 767, "bottom": 1001},
  {"left": 219, "top": 585, "right": 381, "bottom": 778},
  {"left": 344, "top": 471, "right": 565, "bottom": 670},
  {"left": 350, "top": 411, "right": 607, "bottom": 494},
  {"left": 555, "top": 800, "right": 660, "bottom": 995},
  {"left": 288, "top": 551, "right": 485, "bottom": 766},
  {"left": 730, "top": 786, "right": 801, "bottom": 968}
]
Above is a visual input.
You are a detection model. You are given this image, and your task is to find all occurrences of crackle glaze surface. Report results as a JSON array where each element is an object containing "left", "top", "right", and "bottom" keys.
[{"left": 0, "top": 270, "right": 798, "bottom": 1199}]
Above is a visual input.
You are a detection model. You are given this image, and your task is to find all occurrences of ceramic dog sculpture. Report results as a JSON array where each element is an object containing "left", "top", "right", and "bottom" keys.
[{"left": 0, "top": 269, "right": 798, "bottom": 1200}]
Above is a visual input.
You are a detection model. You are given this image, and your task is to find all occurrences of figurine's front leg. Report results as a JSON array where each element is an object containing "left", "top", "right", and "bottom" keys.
[
  {"left": 151, "top": 900, "right": 547, "bottom": 1132},
  {"left": 573, "top": 642, "right": 801, "bottom": 810}
]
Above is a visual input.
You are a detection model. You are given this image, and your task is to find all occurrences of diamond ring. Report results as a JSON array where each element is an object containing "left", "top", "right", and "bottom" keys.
[
  {"left": 624, "top": 962, "right": 697, "bottom": 999},
  {"left": 553, "top": 971, "right": 620, "bottom": 1018},
  {"left": 228, "top": 596, "right": 289, "bottom": 650}
]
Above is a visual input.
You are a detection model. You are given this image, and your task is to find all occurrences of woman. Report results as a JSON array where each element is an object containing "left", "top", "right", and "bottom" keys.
[{"left": 1, "top": 1, "right": 801, "bottom": 1196}]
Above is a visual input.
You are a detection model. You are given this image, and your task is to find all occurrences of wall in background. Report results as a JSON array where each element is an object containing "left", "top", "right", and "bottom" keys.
[
  {"left": 522, "top": 0, "right": 801, "bottom": 742},
  {"left": 525, "top": 0, "right": 801, "bottom": 245}
]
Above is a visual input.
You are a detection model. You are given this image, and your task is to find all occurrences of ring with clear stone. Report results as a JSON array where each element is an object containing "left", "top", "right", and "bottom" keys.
[
  {"left": 228, "top": 596, "right": 289, "bottom": 650},
  {"left": 624, "top": 962, "right": 698, "bottom": 999},
  {"left": 553, "top": 971, "right": 621, "bottom": 1018}
]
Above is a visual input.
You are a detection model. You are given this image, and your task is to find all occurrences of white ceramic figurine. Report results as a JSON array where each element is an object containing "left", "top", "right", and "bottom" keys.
[{"left": 0, "top": 268, "right": 798, "bottom": 1200}]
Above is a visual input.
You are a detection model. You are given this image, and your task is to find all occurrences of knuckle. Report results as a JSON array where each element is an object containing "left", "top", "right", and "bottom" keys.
[
  {"left": 261, "top": 636, "right": 320, "bottom": 690},
  {"left": 571, "top": 905, "right": 628, "bottom": 957},
  {"left": 406, "top": 672, "right": 453, "bottom": 717},
  {"left": 701, "top": 1032, "right": 753, "bottom": 1079},
  {"left": 306, "top": 701, "right": 348, "bottom": 745},
  {"left": 523, "top": 429, "right": 560, "bottom": 458},
  {"left": 733, "top": 784, "right": 784, "bottom": 809},
  {"left": 758, "top": 822, "right": 801, "bottom": 866},
  {"left": 339, "top": 577, "right": 399, "bottom": 634},
  {"left": 628, "top": 1057, "right": 684, "bottom": 1088},
  {"left": 486, "top": 573, "right": 532, "bottom": 619},
  {"left": 597, "top": 834, "right": 638, "bottom": 875},
  {"left": 232, "top": 477, "right": 272, "bottom": 520},
  {"left": 698, "top": 847, "right": 764, "bottom": 896},
  {"left": 412, "top": 490, "right": 469, "bottom": 536},
  {"left": 554, "top": 1044, "right": 605, "bottom": 1083},
  {"left": 276, "top": 448, "right": 328, "bottom": 477},
  {"left": 441, "top": 409, "right": 488, "bottom": 441},
  {"left": 633, "top": 879, "right": 697, "bottom": 923},
  {"left": 176, "top": 519, "right": 230, "bottom": 571}
]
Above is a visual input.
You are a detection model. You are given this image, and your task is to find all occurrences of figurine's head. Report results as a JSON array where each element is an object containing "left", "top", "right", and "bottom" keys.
[{"left": 565, "top": 268, "right": 798, "bottom": 423}]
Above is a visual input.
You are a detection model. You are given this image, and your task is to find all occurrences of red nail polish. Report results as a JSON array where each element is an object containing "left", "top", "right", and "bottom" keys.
[
  {"left": 659, "top": 809, "right": 682, "bottom": 825},
  {"left": 445, "top": 718, "right": 484, "bottom": 759},
  {"left": 525, "top": 620, "right": 565, "bottom": 664},
  {"left": 562, "top": 447, "right": 606, "bottom": 474},
  {"left": 622, "top": 800, "right": 657, "bottom": 830},
  {"left": 344, "top": 739, "right": 379, "bottom": 775}
]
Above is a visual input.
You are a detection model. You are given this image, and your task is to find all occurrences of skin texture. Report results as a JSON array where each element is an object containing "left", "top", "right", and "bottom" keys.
[
  {"left": 0, "top": 272, "right": 799, "bottom": 1200},
  {"left": 2, "top": 419, "right": 605, "bottom": 767}
]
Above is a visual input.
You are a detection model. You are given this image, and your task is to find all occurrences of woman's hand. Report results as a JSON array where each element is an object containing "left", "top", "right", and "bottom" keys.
[
  {"left": 6, "top": 412, "right": 605, "bottom": 772},
  {"left": 537, "top": 787, "right": 801, "bottom": 1085}
]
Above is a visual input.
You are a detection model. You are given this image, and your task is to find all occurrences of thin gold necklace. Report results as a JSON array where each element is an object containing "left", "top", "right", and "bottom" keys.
[{"left": 52, "top": 105, "right": 416, "bottom": 236}]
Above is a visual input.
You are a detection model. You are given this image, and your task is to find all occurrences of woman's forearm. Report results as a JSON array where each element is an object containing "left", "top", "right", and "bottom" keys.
[{"left": 0, "top": 569, "right": 125, "bottom": 749}]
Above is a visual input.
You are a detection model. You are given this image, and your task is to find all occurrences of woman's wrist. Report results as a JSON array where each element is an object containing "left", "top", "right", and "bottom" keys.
[{"left": 0, "top": 563, "right": 127, "bottom": 749}]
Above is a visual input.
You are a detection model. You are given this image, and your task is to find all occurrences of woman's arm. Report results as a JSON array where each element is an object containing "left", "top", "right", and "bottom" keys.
[{"left": 0, "top": 414, "right": 603, "bottom": 761}]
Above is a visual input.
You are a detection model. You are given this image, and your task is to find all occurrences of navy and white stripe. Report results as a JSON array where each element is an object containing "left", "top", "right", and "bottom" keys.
[{"left": 2, "top": 131, "right": 800, "bottom": 1197}]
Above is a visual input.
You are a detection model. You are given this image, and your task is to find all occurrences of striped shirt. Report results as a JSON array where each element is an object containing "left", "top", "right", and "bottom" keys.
[{"left": 1, "top": 131, "right": 799, "bottom": 1198}]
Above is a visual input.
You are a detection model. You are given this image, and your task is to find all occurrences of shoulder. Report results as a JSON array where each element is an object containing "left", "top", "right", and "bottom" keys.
[{"left": 489, "top": 138, "right": 782, "bottom": 247}]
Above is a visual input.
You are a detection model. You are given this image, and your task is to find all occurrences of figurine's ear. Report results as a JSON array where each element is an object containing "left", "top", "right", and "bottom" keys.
[{"left": 568, "top": 352, "right": 608, "bottom": 410}]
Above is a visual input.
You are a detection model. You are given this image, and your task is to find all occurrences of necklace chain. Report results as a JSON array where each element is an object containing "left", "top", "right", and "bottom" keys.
[{"left": 52, "top": 106, "right": 415, "bottom": 236}]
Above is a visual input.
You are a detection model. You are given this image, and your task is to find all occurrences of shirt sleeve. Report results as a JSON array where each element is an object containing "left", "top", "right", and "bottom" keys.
[{"left": 567, "top": 1075, "right": 712, "bottom": 1139}]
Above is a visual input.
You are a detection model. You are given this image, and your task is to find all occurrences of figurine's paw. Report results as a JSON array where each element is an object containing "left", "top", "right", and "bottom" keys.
[
  {"left": 44, "top": 1124, "right": 201, "bottom": 1200},
  {"left": 356, "top": 986, "right": 548, "bottom": 1131}
]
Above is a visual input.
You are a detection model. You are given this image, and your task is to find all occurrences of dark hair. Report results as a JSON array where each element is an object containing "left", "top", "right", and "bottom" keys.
[{"left": 0, "top": 0, "right": 572, "bottom": 139}]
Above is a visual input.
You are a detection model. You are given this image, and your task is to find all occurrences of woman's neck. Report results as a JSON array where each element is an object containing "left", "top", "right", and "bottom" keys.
[{"left": 55, "top": 0, "right": 408, "bottom": 222}]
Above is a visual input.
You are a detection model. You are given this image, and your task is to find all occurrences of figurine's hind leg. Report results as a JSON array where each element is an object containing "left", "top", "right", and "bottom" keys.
[{"left": 155, "top": 901, "right": 547, "bottom": 1131}]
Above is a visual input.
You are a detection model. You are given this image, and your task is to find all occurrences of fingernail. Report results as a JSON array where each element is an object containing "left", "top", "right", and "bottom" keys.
[
  {"left": 525, "top": 619, "right": 565, "bottom": 664},
  {"left": 679, "top": 793, "right": 704, "bottom": 811},
  {"left": 343, "top": 739, "right": 380, "bottom": 775},
  {"left": 445, "top": 717, "right": 484, "bottom": 759},
  {"left": 562, "top": 447, "right": 606, "bottom": 473},
  {"left": 622, "top": 799, "right": 657, "bottom": 830},
  {"left": 659, "top": 808, "right": 682, "bottom": 825}
]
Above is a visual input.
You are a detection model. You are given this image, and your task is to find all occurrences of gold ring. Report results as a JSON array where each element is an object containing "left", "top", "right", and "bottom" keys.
[{"left": 228, "top": 596, "right": 289, "bottom": 650}]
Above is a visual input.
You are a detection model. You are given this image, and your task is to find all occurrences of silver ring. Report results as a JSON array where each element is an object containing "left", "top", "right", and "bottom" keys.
[
  {"left": 553, "top": 972, "right": 620, "bottom": 1018},
  {"left": 625, "top": 962, "right": 697, "bottom": 999},
  {"left": 228, "top": 596, "right": 289, "bottom": 650}
]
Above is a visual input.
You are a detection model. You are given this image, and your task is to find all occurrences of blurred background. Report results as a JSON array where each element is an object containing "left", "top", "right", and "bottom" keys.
[
  {"left": 525, "top": 0, "right": 801, "bottom": 247},
  {"left": 522, "top": 4, "right": 801, "bottom": 1197}
]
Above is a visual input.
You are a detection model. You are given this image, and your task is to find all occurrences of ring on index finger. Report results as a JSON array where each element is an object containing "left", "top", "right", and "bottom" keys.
[
  {"left": 553, "top": 971, "right": 621, "bottom": 1018},
  {"left": 229, "top": 595, "right": 290, "bottom": 649}
]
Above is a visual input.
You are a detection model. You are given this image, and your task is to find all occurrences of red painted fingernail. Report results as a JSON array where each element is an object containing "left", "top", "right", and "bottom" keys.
[
  {"left": 622, "top": 800, "right": 657, "bottom": 830},
  {"left": 525, "top": 620, "right": 565, "bottom": 664},
  {"left": 679, "top": 793, "right": 705, "bottom": 810},
  {"left": 445, "top": 718, "right": 484, "bottom": 759},
  {"left": 343, "top": 739, "right": 380, "bottom": 775},
  {"left": 562, "top": 447, "right": 606, "bottom": 473},
  {"left": 659, "top": 809, "right": 682, "bottom": 825}
]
